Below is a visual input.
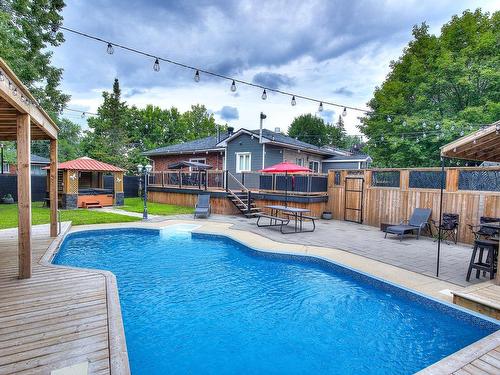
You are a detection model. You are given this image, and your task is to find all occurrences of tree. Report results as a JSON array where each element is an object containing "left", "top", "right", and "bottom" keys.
[
  {"left": 57, "top": 118, "right": 83, "bottom": 161},
  {"left": 359, "top": 9, "right": 500, "bottom": 167},
  {"left": 0, "top": 1, "right": 69, "bottom": 114},
  {"left": 288, "top": 114, "right": 328, "bottom": 146},
  {"left": 326, "top": 115, "right": 347, "bottom": 148},
  {"left": 82, "top": 79, "right": 131, "bottom": 170},
  {"left": 180, "top": 104, "right": 219, "bottom": 141}
]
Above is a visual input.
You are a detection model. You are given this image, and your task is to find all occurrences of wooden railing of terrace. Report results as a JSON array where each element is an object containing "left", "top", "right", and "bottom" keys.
[{"left": 327, "top": 167, "right": 500, "bottom": 244}]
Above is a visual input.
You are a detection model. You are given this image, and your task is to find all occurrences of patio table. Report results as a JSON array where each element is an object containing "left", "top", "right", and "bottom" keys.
[{"left": 265, "top": 205, "right": 315, "bottom": 234}]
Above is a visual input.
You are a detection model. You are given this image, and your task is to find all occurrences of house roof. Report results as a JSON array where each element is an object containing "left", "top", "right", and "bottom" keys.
[
  {"left": 53, "top": 157, "right": 126, "bottom": 172},
  {"left": 215, "top": 128, "right": 334, "bottom": 155},
  {"left": 143, "top": 134, "right": 227, "bottom": 156},
  {"left": 31, "top": 154, "right": 50, "bottom": 164},
  {"left": 322, "top": 154, "right": 372, "bottom": 163}
]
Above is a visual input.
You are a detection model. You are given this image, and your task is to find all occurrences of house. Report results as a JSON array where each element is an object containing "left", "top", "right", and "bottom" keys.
[
  {"left": 144, "top": 126, "right": 371, "bottom": 175},
  {"left": 1, "top": 154, "right": 50, "bottom": 175}
]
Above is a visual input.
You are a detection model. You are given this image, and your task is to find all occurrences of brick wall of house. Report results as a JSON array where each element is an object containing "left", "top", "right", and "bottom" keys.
[{"left": 150, "top": 152, "right": 225, "bottom": 171}]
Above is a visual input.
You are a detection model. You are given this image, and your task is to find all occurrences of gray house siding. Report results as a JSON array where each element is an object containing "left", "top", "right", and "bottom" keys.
[
  {"left": 226, "top": 133, "right": 263, "bottom": 189},
  {"left": 264, "top": 145, "right": 284, "bottom": 168},
  {"left": 322, "top": 161, "right": 360, "bottom": 172}
]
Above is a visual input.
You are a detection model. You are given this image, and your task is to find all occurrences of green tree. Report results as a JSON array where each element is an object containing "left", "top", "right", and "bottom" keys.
[
  {"left": 0, "top": 0, "right": 69, "bottom": 114},
  {"left": 57, "top": 118, "right": 82, "bottom": 161},
  {"left": 360, "top": 9, "right": 500, "bottom": 167},
  {"left": 326, "top": 115, "right": 347, "bottom": 148},
  {"left": 288, "top": 114, "right": 328, "bottom": 146},
  {"left": 82, "top": 79, "right": 131, "bottom": 170},
  {"left": 180, "top": 104, "right": 219, "bottom": 141}
]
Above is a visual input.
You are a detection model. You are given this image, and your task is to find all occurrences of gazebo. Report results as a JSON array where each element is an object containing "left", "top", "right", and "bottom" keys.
[
  {"left": 50, "top": 156, "right": 126, "bottom": 209},
  {"left": 0, "top": 57, "right": 59, "bottom": 279},
  {"left": 438, "top": 120, "right": 500, "bottom": 284}
]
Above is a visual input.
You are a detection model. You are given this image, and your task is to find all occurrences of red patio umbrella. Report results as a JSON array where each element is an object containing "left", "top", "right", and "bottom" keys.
[{"left": 260, "top": 162, "right": 311, "bottom": 206}]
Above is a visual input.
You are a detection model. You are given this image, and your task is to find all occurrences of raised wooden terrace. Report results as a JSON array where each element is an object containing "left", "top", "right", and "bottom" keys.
[{"left": 0, "top": 224, "right": 128, "bottom": 375}]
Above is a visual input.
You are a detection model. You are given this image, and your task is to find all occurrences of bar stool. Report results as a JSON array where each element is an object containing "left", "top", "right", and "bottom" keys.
[{"left": 466, "top": 239, "right": 498, "bottom": 281}]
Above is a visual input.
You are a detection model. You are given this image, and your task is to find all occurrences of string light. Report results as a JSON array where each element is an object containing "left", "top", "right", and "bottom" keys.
[
  {"left": 12, "top": 88, "right": 17, "bottom": 96},
  {"left": 0, "top": 71, "right": 4, "bottom": 81},
  {"left": 153, "top": 58, "right": 160, "bottom": 72},
  {"left": 318, "top": 102, "right": 323, "bottom": 112},
  {"left": 81, "top": 112, "right": 86, "bottom": 118},
  {"left": 50, "top": 24, "right": 58, "bottom": 39},
  {"left": 291, "top": 96, "right": 296, "bottom": 106},
  {"left": 386, "top": 115, "right": 392, "bottom": 123},
  {"left": 230, "top": 80, "right": 236, "bottom": 92},
  {"left": 59, "top": 26, "right": 369, "bottom": 114},
  {"left": 107, "top": 43, "right": 114, "bottom": 54},
  {"left": 261, "top": 89, "right": 267, "bottom": 100},
  {"left": 194, "top": 70, "right": 200, "bottom": 82},
  {"left": 342, "top": 107, "right": 347, "bottom": 117}
]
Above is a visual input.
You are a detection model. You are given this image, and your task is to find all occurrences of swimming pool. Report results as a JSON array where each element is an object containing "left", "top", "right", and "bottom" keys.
[{"left": 53, "top": 226, "right": 499, "bottom": 374}]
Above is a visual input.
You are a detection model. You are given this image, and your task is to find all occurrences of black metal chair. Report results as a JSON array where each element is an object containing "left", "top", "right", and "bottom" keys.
[
  {"left": 468, "top": 216, "right": 500, "bottom": 240},
  {"left": 432, "top": 213, "right": 459, "bottom": 244}
]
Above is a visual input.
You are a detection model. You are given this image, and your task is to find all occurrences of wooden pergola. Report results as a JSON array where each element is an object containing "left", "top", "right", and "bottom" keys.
[
  {"left": 440, "top": 120, "right": 500, "bottom": 285},
  {"left": 0, "top": 58, "right": 59, "bottom": 279}
]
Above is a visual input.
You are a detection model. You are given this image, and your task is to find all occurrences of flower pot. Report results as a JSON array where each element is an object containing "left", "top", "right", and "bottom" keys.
[{"left": 322, "top": 211, "right": 332, "bottom": 220}]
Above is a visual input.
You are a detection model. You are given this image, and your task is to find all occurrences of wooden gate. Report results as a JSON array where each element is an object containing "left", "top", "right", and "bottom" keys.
[{"left": 344, "top": 176, "right": 364, "bottom": 223}]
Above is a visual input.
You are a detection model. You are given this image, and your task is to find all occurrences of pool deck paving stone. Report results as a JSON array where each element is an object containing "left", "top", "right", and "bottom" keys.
[{"left": 0, "top": 217, "right": 498, "bottom": 374}]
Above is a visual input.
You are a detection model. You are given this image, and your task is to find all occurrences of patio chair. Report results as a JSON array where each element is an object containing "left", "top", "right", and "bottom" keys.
[
  {"left": 194, "top": 194, "right": 211, "bottom": 218},
  {"left": 468, "top": 216, "right": 499, "bottom": 240},
  {"left": 432, "top": 213, "right": 459, "bottom": 244},
  {"left": 384, "top": 208, "right": 432, "bottom": 241}
]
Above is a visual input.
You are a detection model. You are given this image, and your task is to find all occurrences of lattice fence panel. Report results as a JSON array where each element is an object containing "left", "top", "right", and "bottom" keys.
[
  {"left": 371, "top": 171, "right": 400, "bottom": 187},
  {"left": 409, "top": 171, "right": 446, "bottom": 189},
  {"left": 458, "top": 170, "right": 500, "bottom": 192}
]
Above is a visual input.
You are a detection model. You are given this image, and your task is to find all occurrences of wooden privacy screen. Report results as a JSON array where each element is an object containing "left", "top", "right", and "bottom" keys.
[{"left": 327, "top": 167, "right": 500, "bottom": 244}]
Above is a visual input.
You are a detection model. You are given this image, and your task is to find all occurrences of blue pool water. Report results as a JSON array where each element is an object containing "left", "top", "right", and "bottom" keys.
[{"left": 54, "top": 227, "right": 498, "bottom": 374}]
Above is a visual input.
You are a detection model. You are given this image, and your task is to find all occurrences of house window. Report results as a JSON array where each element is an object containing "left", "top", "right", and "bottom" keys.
[
  {"left": 295, "top": 158, "right": 304, "bottom": 166},
  {"left": 189, "top": 158, "right": 206, "bottom": 171},
  {"left": 236, "top": 152, "right": 251, "bottom": 173},
  {"left": 309, "top": 161, "right": 319, "bottom": 173}
]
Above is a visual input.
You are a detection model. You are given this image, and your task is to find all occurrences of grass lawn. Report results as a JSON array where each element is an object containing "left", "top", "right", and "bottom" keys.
[
  {"left": 0, "top": 201, "right": 140, "bottom": 230},
  {"left": 121, "top": 197, "right": 194, "bottom": 216}
]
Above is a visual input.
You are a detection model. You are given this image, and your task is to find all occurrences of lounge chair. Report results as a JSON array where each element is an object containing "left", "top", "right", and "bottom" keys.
[
  {"left": 194, "top": 194, "right": 211, "bottom": 218},
  {"left": 384, "top": 208, "right": 432, "bottom": 241}
]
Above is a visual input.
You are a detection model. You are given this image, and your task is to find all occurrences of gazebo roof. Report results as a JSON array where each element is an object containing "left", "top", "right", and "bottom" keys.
[
  {"left": 55, "top": 157, "right": 126, "bottom": 172},
  {"left": 441, "top": 121, "right": 500, "bottom": 162}
]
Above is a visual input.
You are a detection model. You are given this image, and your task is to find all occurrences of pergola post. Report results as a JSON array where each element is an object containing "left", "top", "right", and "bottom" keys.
[
  {"left": 17, "top": 113, "right": 31, "bottom": 279},
  {"left": 49, "top": 139, "right": 58, "bottom": 237}
]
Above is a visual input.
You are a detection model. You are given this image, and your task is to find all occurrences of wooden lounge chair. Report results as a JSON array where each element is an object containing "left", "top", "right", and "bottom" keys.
[
  {"left": 194, "top": 194, "right": 211, "bottom": 218},
  {"left": 384, "top": 208, "right": 432, "bottom": 241}
]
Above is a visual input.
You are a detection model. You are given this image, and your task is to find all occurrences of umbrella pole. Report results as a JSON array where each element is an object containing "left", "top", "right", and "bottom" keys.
[{"left": 285, "top": 172, "right": 288, "bottom": 207}]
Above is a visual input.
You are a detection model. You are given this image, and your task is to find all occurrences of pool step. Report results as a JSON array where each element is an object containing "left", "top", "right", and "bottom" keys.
[{"left": 82, "top": 201, "right": 103, "bottom": 209}]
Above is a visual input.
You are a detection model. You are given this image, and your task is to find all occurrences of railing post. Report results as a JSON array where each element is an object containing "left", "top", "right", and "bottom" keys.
[
  {"left": 198, "top": 170, "right": 202, "bottom": 190},
  {"left": 161, "top": 172, "right": 165, "bottom": 187},
  {"left": 247, "top": 191, "right": 251, "bottom": 214},
  {"left": 205, "top": 171, "right": 208, "bottom": 190},
  {"left": 241, "top": 172, "right": 245, "bottom": 186},
  {"left": 179, "top": 171, "right": 182, "bottom": 188},
  {"left": 225, "top": 170, "right": 229, "bottom": 192}
]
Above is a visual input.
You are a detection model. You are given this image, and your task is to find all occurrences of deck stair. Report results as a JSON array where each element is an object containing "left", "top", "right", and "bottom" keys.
[
  {"left": 227, "top": 190, "right": 262, "bottom": 218},
  {"left": 82, "top": 201, "right": 102, "bottom": 209}
]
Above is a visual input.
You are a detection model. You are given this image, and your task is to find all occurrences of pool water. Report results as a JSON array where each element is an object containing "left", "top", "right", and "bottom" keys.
[{"left": 53, "top": 227, "right": 498, "bottom": 374}]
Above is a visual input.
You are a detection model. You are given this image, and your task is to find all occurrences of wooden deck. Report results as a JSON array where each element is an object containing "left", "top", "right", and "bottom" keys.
[{"left": 0, "top": 224, "right": 118, "bottom": 375}]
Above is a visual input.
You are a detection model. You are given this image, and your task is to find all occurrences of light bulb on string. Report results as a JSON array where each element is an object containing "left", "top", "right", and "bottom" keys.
[
  {"left": 342, "top": 107, "right": 347, "bottom": 117},
  {"left": 106, "top": 43, "right": 114, "bottom": 54},
  {"left": 460, "top": 130, "right": 464, "bottom": 136},
  {"left": 423, "top": 132, "right": 427, "bottom": 138},
  {"left": 291, "top": 96, "right": 296, "bottom": 106},
  {"left": 435, "top": 123, "right": 440, "bottom": 129},
  {"left": 0, "top": 71, "right": 4, "bottom": 81},
  {"left": 194, "top": 70, "right": 200, "bottom": 82},
  {"left": 261, "top": 89, "right": 267, "bottom": 100},
  {"left": 422, "top": 122, "right": 427, "bottom": 128},
  {"left": 230, "top": 80, "right": 236, "bottom": 92},
  {"left": 153, "top": 58, "right": 160, "bottom": 72},
  {"left": 473, "top": 138, "right": 477, "bottom": 145},
  {"left": 318, "top": 102, "right": 323, "bottom": 112},
  {"left": 416, "top": 138, "right": 420, "bottom": 143},
  {"left": 386, "top": 115, "right": 392, "bottom": 123},
  {"left": 81, "top": 112, "right": 86, "bottom": 118},
  {"left": 12, "top": 88, "right": 17, "bottom": 96},
  {"left": 50, "top": 24, "right": 58, "bottom": 39},
  {"left": 402, "top": 121, "right": 407, "bottom": 127}
]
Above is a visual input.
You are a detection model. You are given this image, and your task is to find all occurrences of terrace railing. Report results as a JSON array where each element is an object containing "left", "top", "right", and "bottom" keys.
[{"left": 148, "top": 170, "right": 226, "bottom": 191}]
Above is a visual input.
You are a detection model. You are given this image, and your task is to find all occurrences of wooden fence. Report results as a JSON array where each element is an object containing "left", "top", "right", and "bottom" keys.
[{"left": 327, "top": 167, "right": 500, "bottom": 244}]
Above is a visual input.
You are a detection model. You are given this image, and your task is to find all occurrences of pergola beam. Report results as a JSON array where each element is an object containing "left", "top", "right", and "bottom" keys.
[
  {"left": 17, "top": 114, "right": 32, "bottom": 279},
  {"left": 50, "top": 139, "right": 58, "bottom": 237}
]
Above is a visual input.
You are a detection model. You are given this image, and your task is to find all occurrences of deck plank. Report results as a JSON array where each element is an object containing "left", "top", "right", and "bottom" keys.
[{"left": 0, "top": 225, "right": 112, "bottom": 374}]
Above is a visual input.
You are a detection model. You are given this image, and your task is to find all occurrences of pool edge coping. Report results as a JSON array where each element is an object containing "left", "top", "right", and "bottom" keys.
[
  {"left": 40, "top": 224, "right": 131, "bottom": 375},
  {"left": 43, "top": 220, "right": 500, "bottom": 375}
]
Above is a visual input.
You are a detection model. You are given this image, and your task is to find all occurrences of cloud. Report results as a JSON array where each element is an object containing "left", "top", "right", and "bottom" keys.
[
  {"left": 252, "top": 72, "right": 295, "bottom": 90},
  {"left": 333, "top": 86, "right": 354, "bottom": 96},
  {"left": 216, "top": 106, "right": 239, "bottom": 121},
  {"left": 123, "top": 88, "right": 147, "bottom": 98},
  {"left": 319, "top": 110, "right": 335, "bottom": 123}
]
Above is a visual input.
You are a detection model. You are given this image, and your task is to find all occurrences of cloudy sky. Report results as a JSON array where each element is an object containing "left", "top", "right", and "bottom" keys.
[{"left": 53, "top": 0, "right": 498, "bottom": 136}]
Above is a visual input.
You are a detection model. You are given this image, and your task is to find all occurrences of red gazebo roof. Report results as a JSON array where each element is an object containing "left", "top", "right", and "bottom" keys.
[
  {"left": 52, "top": 157, "right": 126, "bottom": 172},
  {"left": 260, "top": 161, "right": 311, "bottom": 173}
]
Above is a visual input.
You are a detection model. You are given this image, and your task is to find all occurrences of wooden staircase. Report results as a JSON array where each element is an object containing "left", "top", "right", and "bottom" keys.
[
  {"left": 82, "top": 201, "right": 103, "bottom": 209},
  {"left": 227, "top": 190, "right": 262, "bottom": 218}
]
